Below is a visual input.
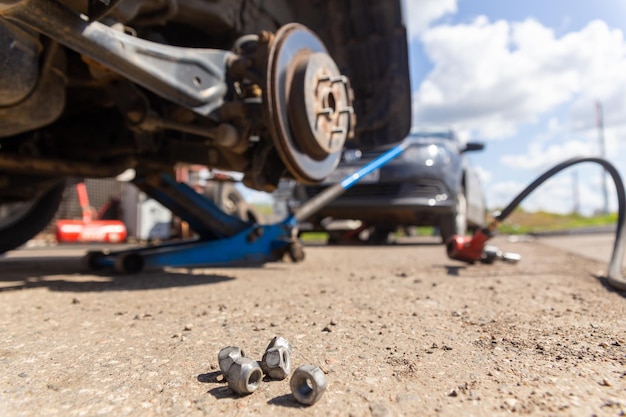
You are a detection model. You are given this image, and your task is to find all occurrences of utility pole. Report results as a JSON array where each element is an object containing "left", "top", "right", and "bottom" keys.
[
  {"left": 572, "top": 170, "right": 580, "bottom": 215},
  {"left": 596, "top": 101, "right": 609, "bottom": 215}
]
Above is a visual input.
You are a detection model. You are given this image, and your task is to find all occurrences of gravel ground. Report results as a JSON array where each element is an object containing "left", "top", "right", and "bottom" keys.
[{"left": 0, "top": 236, "right": 625, "bottom": 416}]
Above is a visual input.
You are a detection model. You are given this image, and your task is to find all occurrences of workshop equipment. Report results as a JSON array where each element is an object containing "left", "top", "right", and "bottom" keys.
[
  {"left": 55, "top": 182, "right": 127, "bottom": 243},
  {"left": 446, "top": 156, "right": 626, "bottom": 291},
  {"left": 85, "top": 141, "right": 410, "bottom": 273}
]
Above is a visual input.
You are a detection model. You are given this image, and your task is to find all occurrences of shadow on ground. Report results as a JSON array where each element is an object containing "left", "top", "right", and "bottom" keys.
[
  {"left": 0, "top": 256, "right": 235, "bottom": 293},
  {"left": 197, "top": 372, "right": 304, "bottom": 408}
]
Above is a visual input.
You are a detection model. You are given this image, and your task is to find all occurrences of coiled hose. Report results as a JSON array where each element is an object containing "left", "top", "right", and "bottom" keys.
[{"left": 494, "top": 157, "right": 626, "bottom": 291}]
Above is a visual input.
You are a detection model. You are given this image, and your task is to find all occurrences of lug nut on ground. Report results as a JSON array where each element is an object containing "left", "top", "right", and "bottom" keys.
[
  {"left": 216, "top": 338, "right": 327, "bottom": 403},
  {"left": 265, "top": 335, "right": 293, "bottom": 354},
  {"left": 261, "top": 345, "right": 291, "bottom": 380},
  {"left": 218, "top": 346, "right": 245, "bottom": 381},
  {"left": 226, "top": 357, "right": 263, "bottom": 395},
  {"left": 260, "top": 336, "right": 292, "bottom": 380},
  {"left": 290, "top": 364, "right": 327, "bottom": 405}
]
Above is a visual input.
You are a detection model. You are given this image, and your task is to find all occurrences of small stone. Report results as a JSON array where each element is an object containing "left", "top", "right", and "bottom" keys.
[
  {"left": 369, "top": 402, "right": 391, "bottom": 417},
  {"left": 599, "top": 378, "right": 612, "bottom": 387},
  {"left": 322, "top": 326, "right": 332, "bottom": 332},
  {"left": 184, "top": 324, "right": 193, "bottom": 331},
  {"left": 71, "top": 298, "right": 80, "bottom": 304},
  {"left": 448, "top": 389, "right": 458, "bottom": 397},
  {"left": 504, "top": 398, "right": 519, "bottom": 409}
]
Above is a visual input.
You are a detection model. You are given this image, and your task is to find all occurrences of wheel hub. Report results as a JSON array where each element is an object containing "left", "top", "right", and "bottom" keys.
[
  {"left": 289, "top": 52, "right": 353, "bottom": 160},
  {"left": 265, "top": 24, "right": 355, "bottom": 183}
]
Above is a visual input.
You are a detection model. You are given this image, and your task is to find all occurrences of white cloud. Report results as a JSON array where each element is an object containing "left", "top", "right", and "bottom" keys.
[
  {"left": 403, "top": 0, "right": 457, "bottom": 38},
  {"left": 489, "top": 141, "right": 626, "bottom": 215},
  {"left": 473, "top": 165, "right": 492, "bottom": 185},
  {"left": 410, "top": 11, "right": 626, "bottom": 215},
  {"left": 520, "top": 171, "right": 616, "bottom": 216},
  {"left": 412, "top": 18, "right": 626, "bottom": 139},
  {"left": 489, "top": 173, "right": 608, "bottom": 215},
  {"left": 489, "top": 180, "right": 525, "bottom": 209},
  {"left": 500, "top": 140, "right": 596, "bottom": 171},
  {"left": 520, "top": 175, "right": 585, "bottom": 214}
]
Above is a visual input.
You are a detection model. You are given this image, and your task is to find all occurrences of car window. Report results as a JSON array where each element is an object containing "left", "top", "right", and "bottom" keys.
[
  {"left": 409, "top": 130, "right": 462, "bottom": 149},
  {"left": 410, "top": 131, "right": 453, "bottom": 140}
]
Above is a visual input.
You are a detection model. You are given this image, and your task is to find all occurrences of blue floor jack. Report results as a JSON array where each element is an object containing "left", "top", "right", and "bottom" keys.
[{"left": 85, "top": 142, "right": 409, "bottom": 273}]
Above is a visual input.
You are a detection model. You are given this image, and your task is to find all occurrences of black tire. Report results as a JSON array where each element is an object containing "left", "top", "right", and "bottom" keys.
[
  {"left": 0, "top": 183, "right": 65, "bottom": 254},
  {"left": 326, "top": 231, "right": 343, "bottom": 245},
  {"left": 287, "top": 241, "right": 305, "bottom": 262},
  {"left": 439, "top": 189, "right": 468, "bottom": 243},
  {"left": 369, "top": 226, "right": 393, "bottom": 245},
  {"left": 83, "top": 251, "right": 106, "bottom": 271},
  {"left": 114, "top": 252, "right": 145, "bottom": 274}
]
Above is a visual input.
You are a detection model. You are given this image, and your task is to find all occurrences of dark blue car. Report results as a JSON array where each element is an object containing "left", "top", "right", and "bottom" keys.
[{"left": 291, "top": 127, "right": 486, "bottom": 243}]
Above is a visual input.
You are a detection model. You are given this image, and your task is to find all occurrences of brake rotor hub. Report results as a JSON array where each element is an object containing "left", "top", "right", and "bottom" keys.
[
  {"left": 289, "top": 52, "right": 353, "bottom": 160},
  {"left": 264, "top": 24, "right": 355, "bottom": 183}
]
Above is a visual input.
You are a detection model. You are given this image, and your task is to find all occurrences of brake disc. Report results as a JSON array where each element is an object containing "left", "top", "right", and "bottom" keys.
[{"left": 264, "top": 24, "right": 355, "bottom": 183}]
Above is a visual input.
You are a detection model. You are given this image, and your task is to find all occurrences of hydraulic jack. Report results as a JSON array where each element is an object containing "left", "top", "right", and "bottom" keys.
[{"left": 85, "top": 142, "right": 409, "bottom": 273}]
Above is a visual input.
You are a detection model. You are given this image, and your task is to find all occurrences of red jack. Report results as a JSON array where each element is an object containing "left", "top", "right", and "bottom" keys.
[
  {"left": 55, "top": 183, "right": 127, "bottom": 243},
  {"left": 446, "top": 221, "right": 498, "bottom": 264}
]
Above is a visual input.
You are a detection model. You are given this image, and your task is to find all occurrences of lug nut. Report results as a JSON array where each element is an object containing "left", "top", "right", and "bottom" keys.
[
  {"left": 261, "top": 345, "right": 291, "bottom": 380},
  {"left": 227, "top": 357, "right": 263, "bottom": 395},
  {"left": 261, "top": 336, "right": 292, "bottom": 380},
  {"left": 290, "top": 365, "right": 327, "bottom": 405},
  {"left": 218, "top": 346, "right": 245, "bottom": 381},
  {"left": 265, "top": 336, "right": 292, "bottom": 354}
]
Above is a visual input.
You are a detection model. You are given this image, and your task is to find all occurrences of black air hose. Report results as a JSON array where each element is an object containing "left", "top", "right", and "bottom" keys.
[{"left": 493, "top": 157, "right": 626, "bottom": 291}]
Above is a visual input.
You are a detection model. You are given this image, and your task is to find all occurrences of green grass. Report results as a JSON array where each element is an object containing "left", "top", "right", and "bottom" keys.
[
  {"left": 299, "top": 232, "right": 329, "bottom": 242},
  {"left": 498, "top": 209, "right": 617, "bottom": 235},
  {"left": 287, "top": 209, "right": 618, "bottom": 240},
  {"left": 298, "top": 226, "right": 438, "bottom": 242}
]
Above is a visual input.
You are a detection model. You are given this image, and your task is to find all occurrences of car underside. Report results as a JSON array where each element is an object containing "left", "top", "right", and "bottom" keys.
[{"left": 0, "top": 0, "right": 411, "bottom": 252}]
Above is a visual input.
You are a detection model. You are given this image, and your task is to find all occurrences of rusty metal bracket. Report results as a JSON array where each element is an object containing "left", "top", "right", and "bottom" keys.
[{"left": 1, "top": 0, "right": 233, "bottom": 115}]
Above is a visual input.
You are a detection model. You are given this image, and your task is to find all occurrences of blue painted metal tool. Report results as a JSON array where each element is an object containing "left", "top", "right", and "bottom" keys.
[{"left": 86, "top": 141, "right": 409, "bottom": 273}]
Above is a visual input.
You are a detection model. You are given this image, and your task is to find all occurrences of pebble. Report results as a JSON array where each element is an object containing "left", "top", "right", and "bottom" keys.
[{"left": 369, "top": 402, "right": 391, "bottom": 417}]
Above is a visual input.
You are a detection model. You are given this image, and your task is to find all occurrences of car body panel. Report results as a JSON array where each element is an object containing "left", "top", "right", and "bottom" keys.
[{"left": 292, "top": 128, "right": 486, "bottom": 232}]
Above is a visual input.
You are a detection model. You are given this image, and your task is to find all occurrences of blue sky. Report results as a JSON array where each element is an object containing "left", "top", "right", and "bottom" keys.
[{"left": 405, "top": 0, "right": 626, "bottom": 214}]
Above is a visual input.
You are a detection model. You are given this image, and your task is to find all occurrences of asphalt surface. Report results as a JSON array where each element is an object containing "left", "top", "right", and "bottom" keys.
[
  {"left": 0, "top": 235, "right": 624, "bottom": 416},
  {"left": 537, "top": 232, "right": 619, "bottom": 264}
]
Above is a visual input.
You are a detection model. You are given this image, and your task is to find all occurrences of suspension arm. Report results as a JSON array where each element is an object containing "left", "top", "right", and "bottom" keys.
[{"left": 0, "top": 0, "right": 233, "bottom": 115}]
